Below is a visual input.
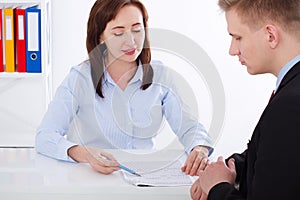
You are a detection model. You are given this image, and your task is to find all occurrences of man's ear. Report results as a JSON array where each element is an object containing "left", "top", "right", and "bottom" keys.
[{"left": 265, "top": 24, "right": 279, "bottom": 49}]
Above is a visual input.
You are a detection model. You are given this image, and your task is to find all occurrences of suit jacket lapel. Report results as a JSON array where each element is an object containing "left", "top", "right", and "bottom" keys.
[{"left": 275, "top": 61, "right": 300, "bottom": 96}]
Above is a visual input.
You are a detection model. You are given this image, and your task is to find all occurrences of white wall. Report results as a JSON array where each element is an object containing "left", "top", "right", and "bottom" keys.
[{"left": 51, "top": 0, "right": 276, "bottom": 159}]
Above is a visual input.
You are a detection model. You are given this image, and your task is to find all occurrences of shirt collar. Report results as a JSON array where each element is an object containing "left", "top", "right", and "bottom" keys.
[
  {"left": 129, "top": 63, "right": 143, "bottom": 84},
  {"left": 102, "top": 51, "right": 143, "bottom": 85},
  {"left": 275, "top": 54, "right": 300, "bottom": 93}
]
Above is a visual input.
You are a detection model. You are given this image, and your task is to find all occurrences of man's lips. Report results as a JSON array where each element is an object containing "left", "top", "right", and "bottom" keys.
[{"left": 239, "top": 59, "right": 246, "bottom": 65}]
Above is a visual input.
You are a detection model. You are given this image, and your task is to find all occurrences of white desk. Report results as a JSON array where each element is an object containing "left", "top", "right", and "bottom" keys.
[{"left": 0, "top": 148, "right": 193, "bottom": 200}]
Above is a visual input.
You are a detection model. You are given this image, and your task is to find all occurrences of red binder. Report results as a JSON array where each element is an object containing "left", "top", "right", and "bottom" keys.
[
  {"left": 15, "top": 8, "right": 26, "bottom": 72},
  {"left": 0, "top": 8, "right": 4, "bottom": 72}
]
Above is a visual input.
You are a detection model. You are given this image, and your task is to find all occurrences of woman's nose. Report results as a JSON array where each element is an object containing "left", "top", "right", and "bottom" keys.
[{"left": 124, "top": 31, "right": 135, "bottom": 45}]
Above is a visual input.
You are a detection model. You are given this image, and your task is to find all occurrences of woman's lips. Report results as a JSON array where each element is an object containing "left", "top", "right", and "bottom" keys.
[{"left": 123, "top": 49, "right": 136, "bottom": 55}]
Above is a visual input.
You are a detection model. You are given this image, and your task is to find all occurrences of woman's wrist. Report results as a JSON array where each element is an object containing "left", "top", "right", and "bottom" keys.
[
  {"left": 68, "top": 145, "right": 89, "bottom": 162},
  {"left": 193, "top": 145, "right": 209, "bottom": 156}
]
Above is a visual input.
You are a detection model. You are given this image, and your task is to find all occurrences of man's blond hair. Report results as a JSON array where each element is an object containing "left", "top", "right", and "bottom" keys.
[{"left": 218, "top": 0, "right": 300, "bottom": 35}]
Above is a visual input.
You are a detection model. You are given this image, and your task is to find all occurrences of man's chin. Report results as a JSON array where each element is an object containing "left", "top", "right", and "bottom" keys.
[
  {"left": 247, "top": 68, "right": 265, "bottom": 76},
  {"left": 246, "top": 67, "right": 258, "bottom": 75}
]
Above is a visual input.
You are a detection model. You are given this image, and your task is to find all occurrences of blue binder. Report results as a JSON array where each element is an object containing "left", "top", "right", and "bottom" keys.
[{"left": 25, "top": 6, "right": 41, "bottom": 73}]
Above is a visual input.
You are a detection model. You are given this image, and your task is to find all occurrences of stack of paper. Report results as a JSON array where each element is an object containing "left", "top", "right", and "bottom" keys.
[{"left": 122, "top": 160, "right": 195, "bottom": 187}]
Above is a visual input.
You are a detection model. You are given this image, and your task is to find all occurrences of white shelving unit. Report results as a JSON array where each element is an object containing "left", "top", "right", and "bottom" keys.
[{"left": 0, "top": 0, "right": 52, "bottom": 146}]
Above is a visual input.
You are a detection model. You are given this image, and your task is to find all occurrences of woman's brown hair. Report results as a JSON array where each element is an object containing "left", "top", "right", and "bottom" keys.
[{"left": 86, "top": 0, "right": 153, "bottom": 98}]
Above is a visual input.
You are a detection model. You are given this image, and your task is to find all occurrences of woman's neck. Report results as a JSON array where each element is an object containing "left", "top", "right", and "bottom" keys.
[{"left": 106, "top": 58, "right": 138, "bottom": 90}]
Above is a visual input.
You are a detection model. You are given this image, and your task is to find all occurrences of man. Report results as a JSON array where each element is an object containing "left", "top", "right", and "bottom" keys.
[{"left": 190, "top": 0, "right": 300, "bottom": 199}]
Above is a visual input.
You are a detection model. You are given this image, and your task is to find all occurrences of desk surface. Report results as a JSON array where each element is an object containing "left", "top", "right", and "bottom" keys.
[{"left": 0, "top": 148, "right": 193, "bottom": 200}]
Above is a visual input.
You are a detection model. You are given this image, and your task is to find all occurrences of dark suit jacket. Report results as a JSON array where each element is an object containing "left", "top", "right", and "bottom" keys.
[{"left": 208, "top": 61, "right": 300, "bottom": 200}]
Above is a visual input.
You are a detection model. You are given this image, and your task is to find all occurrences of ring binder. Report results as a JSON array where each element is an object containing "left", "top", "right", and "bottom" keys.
[
  {"left": 25, "top": 6, "right": 41, "bottom": 73},
  {"left": 15, "top": 7, "right": 27, "bottom": 72},
  {"left": 4, "top": 7, "right": 15, "bottom": 72}
]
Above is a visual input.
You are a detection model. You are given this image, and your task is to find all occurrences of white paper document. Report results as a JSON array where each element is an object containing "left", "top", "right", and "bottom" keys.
[{"left": 122, "top": 159, "right": 195, "bottom": 187}]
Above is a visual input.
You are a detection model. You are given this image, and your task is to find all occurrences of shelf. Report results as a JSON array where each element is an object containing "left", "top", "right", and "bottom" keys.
[
  {"left": 0, "top": 0, "right": 52, "bottom": 147},
  {"left": 0, "top": 0, "right": 44, "bottom": 4},
  {"left": 0, "top": 72, "right": 45, "bottom": 78}
]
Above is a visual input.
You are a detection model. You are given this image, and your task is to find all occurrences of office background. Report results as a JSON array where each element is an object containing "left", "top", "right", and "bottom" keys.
[{"left": 50, "top": 0, "right": 275, "bottom": 158}]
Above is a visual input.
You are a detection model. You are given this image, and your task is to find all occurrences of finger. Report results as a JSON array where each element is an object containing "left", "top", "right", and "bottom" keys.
[
  {"left": 199, "top": 158, "right": 208, "bottom": 170},
  {"left": 196, "top": 158, "right": 209, "bottom": 175},
  {"left": 191, "top": 189, "right": 201, "bottom": 200},
  {"left": 90, "top": 161, "right": 119, "bottom": 174},
  {"left": 207, "top": 160, "right": 212, "bottom": 165},
  {"left": 190, "top": 183, "right": 201, "bottom": 200},
  {"left": 181, "top": 164, "right": 187, "bottom": 172},
  {"left": 197, "top": 170, "right": 204, "bottom": 180},
  {"left": 94, "top": 155, "right": 111, "bottom": 167},
  {"left": 217, "top": 156, "right": 224, "bottom": 162},
  {"left": 99, "top": 152, "right": 119, "bottom": 167},
  {"left": 100, "top": 158, "right": 117, "bottom": 167},
  {"left": 199, "top": 192, "right": 207, "bottom": 200},
  {"left": 228, "top": 158, "right": 235, "bottom": 170},
  {"left": 184, "top": 152, "right": 197, "bottom": 174},
  {"left": 190, "top": 182, "right": 196, "bottom": 196},
  {"left": 97, "top": 166, "right": 120, "bottom": 174},
  {"left": 100, "top": 151, "right": 117, "bottom": 161},
  {"left": 190, "top": 158, "right": 202, "bottom": 176}
]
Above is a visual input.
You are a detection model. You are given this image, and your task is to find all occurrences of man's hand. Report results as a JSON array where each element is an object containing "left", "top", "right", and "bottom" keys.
[
  {"left": 190, "top": 178, "right": 208, "bottom": 200},
  {"left": 198, "top": 156, "right": 236, "bottom": 194}
]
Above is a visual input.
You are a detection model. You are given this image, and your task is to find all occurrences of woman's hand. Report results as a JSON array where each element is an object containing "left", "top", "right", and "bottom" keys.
[
  {"left": 68, "top": 145, "right": 120, "bottom": 174},
  {"left": 181, "top": 146, "right": 210, "bottom": 176}
]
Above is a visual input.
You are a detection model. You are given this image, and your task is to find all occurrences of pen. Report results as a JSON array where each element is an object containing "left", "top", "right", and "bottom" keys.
[
  {"left": 99, "top": 155, "right": 141, "bottom": 177},
  {"left": 118, "top": 163, "right": 141, "bottom": 177}
]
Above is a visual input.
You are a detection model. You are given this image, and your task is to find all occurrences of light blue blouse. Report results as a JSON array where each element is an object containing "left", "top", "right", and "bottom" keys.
[{"left": 35, "top": 60, "right": 212, "bottom": 162}]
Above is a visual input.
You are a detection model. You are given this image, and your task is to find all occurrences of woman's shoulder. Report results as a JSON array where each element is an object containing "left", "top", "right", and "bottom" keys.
[
  {"left": 150, "top": 60, "right": 165, "bottom": 70},
  {"left": 150, "top": 60, "right": 175, "bottom": 82},
  {"left": 150, "top": 60, "right": 170, "bottom": 76},
  {"left": 60, "top": 60, "right": 92, "bottom": 89},
  {"left": 150, "top": 59, "right": 164, "bottom": 66},
  {"left": 70, "top": 60, "right": 91, "bottom": 77},
  {"left": 55, "top": 60, "right": 95, "bottom": 101}
]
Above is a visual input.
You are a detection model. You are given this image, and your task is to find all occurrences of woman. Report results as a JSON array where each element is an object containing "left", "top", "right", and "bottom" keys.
[{"left": 36, "top": 0, "right": 212, "bottom": 175}]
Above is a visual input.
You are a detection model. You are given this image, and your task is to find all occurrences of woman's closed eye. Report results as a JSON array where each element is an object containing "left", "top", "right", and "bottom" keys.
[
  {"left": 114, "top": 31, "right": 124, "bottom": 36},
  {"left": 132, "top": 28, "right": 142, "bottom": 33}
]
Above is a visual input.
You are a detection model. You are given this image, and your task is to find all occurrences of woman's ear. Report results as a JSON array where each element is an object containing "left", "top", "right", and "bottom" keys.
[
  {"left": 99, "top": 35, "right": 105, "bottom": 44},
  {"left": 265, "top": 24, "right": 279, "bottom": 49}
]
